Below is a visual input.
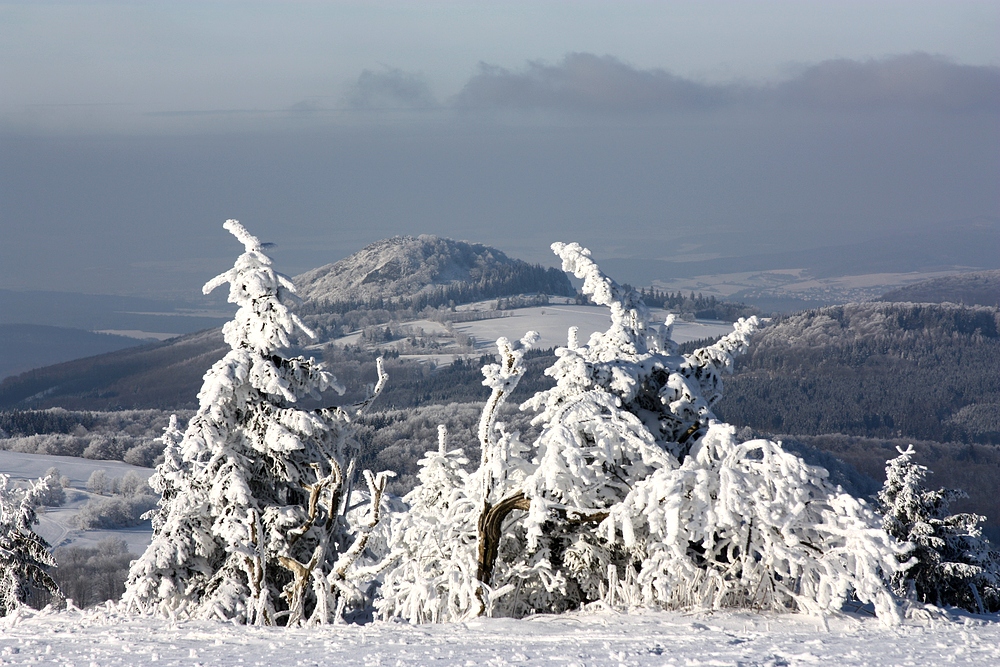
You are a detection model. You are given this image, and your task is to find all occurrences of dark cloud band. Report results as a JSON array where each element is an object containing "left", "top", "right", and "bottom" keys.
[{"left": 453, "top": 53, "right": 999, "bottom": 115}]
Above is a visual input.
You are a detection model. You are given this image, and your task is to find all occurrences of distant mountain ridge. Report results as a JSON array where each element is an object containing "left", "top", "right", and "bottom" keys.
[
  {"left": 0, "top": 324, "right": 146, "bottom": 381},
  {"left": 881, "top": 269, "right": 1000, "bottom": 307},
  {"left": 294, "top": 235, "right": 574, "bottom": 308},
  {"left": 0, "top": 329, "right": 228, "bottom": 411},
  {"left": 717, "top": 301, "right": 1000, "bottom": 444}
]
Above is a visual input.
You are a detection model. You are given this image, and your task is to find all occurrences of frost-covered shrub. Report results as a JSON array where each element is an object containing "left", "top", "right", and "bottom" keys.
[
  {"left": 124, "top": 221, "right": 391, "bottom": 626},
  {"left": 86, "top": 470, "right": 109, "bottom": 495},
  {"left": 123, "top": 439, "right": 166, "bottom": 468},
  {"left": 379, "top": 242, "right": 904, "bottom": 624},
  {"left": 118, "top": 470, "right": 149, "bottom": 497},
  {"left": 602, "top": 423, "right": 901, "bottom": 620},
  {"left": 36, "top": 468, "right": 66, "bottom": 507},
  {"left": 879, "top": 446, "right": 1000, "bottom": 612},
  {"left": 0, "top": 474, "right": 62, "bottom": 616},
  {"left": 53, "top": 538, "right": 134, "bottom": 608},
  {"left": 73, "top": 494, "right": 158, "bottom": 530},
  {"left": 378, "top": 334, "right": 538, "bottom": 623},
  {"left": 82, "top": 435, "right": 129, "bottom": 461}
]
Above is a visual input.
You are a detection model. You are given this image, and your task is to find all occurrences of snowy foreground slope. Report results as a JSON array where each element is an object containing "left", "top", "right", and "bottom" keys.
[{"left": 2, "top": 606, "right": 998, "bottom": 666}]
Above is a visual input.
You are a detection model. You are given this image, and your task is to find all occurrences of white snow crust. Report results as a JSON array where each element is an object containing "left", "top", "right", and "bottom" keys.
[{"left": 1, "top": 605, "right": 998, "bottom": 665}]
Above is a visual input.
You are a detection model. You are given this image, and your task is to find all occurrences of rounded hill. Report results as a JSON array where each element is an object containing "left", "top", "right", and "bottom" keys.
[{"left": 294, "top": 235, "right": 574, "bottom": 309}]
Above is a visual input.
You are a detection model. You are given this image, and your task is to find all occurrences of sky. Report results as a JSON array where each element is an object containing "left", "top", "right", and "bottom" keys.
[{"left": 1, "top": 1, "right": 998, "bottom": 296}]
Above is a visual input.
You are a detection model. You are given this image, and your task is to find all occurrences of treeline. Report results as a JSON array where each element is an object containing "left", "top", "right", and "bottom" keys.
[
  {"left": 299, "top": 262, "right": 574, "bottom": 316},
  {"left": 0, "top": 408, "right": 186, "bottom": 466},
  {"left": 52, "top": 538, "right": 135, "bottom": 609},
  {"left": 715, "top": 302, "right": 1000, "bottom": 444},
  {"left": 354, "top": 402, "right": 539, "bottom": 496},
  {"left": 0, "top": 408, "right": 98, "bottom": 437},
  {"left": 0, "top": 329, "right": 227, "bottom": 411},
  {"left": 623, "top": 285, "right": 759, "bottom": 321}
]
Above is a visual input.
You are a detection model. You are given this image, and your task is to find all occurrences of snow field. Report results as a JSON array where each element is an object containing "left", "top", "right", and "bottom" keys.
[
  {"left": 0, "top": 450, "right": 154, "bottom": 553},
  {"left": 1, "top": 606, "right": 999, "bottom": 666},
  {"left": 452, "top": 306, "right": 735, "bottom": 350}
]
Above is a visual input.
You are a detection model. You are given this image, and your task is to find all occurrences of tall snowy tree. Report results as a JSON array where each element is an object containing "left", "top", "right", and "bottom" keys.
[
  {"left": 879, "top": 445, "right": 1000, "bottom": 613},
  {"left": 379, "top": 241, "right": 904, "bottom": 624},
  {"left": 124, "top": 220, "right": 390, "bottom": 625},
  {"left": 0, "top": 474, "right": 62, "bottom": 616}
]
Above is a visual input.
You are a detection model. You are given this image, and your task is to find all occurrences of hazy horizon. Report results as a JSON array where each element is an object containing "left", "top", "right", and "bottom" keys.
[{"left": 2, "top": 2, "right": 997, "bottom": 297}]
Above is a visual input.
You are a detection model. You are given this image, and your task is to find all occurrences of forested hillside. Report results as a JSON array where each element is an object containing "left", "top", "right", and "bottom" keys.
[
  {"left": 0, "top": 324, "right": 145, "bottom": 380},
  {"left": 716, "top": 302, "right": 1000, "bottom": 444},
  {"left": 880, "top": 269, "right": 1000, "bottom": 307},
  {"left": 0, "top": 330, "right": 228, "bottom": 411}
]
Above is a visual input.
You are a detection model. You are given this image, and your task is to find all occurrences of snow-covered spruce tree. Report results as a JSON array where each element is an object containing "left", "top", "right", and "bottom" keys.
[
  {"left": 381, "top": 241, "right": 904, "bottom": 623},
  {"left": 377, "top": 334, "right": 538, "bottom": 622},
  {"left": 124, "top": 220, "right": 390, "bottom": 625},
  {"left": 879, "top": 446, "right": 1000, "bottom": 613},
  {"left": 0, "top": 474, "right": 62, "bottom": 616}
]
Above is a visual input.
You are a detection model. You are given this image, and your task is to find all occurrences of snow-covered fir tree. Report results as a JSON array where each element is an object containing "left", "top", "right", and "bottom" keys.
[
  {"left": 879, "top": 445, "right": 1000, "bottom": 613},
  {"left": 124, "top": 220, "right": 390, "bottom": 625},
  {"left": 0, "top": 474, "right": 62, "bottom": 616},
  {"left": 379, "top": 241, "right": 905, "bottom": 624}
]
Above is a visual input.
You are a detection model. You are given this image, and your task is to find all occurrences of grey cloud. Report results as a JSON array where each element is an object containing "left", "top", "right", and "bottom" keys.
[
  {"left": 344, "top": 67, "right": 437, "bottom": 110},
  {"left": 778, "top": 53, "right": 1000, "bottom": 112},
  {"left": 455, "top": 53, "right": 737, "bottom": 113},
  {"left": 454, "top": 52, "right": 999, "bottom": 115}
]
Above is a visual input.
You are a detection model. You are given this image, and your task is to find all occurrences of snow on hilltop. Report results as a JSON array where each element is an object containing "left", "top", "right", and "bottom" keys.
[{"left": 294, "top": 235, "right": 574, "bottom": 307}]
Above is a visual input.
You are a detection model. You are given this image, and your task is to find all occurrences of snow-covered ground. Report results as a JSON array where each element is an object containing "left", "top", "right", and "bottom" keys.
[
  {"left": 453, "top": 306, "right": 735, "bottom": 351},
  {"left": 0, "top": 450, "right": 154, "bottom": 553},
  {"left": 1, "top": 605, "right": 998, "bottom": 666},
  {"left": 324, "top": 302, "right": 738, "bottom": 358}
]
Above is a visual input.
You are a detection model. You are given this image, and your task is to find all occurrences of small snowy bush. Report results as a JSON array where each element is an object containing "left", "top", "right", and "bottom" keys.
[
  {"left": 36, "top": 467, "right": 66, "bottom": 507},
  {"left": 879, "top": 445, "right": 1000, "bottom": 613},
  {"left": 86, "top": 470, "right": 109, "bottom": 495},
  {"left": 73, "top": 494, "right": 158, "bottom": 530}
]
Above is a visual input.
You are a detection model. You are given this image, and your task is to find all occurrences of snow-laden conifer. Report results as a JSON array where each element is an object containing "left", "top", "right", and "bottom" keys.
[
  {"left": 379, "top": 241, "right": 904, "bottom": 624},
  {"left": 124, "top": 220, "right": 389, "bottom": 625},
  {"left": 879, "top": 445, "right": 1000, "bottom": 613},
  {"left": 0, "top": 474, "right": 62, "bottom": 616}
]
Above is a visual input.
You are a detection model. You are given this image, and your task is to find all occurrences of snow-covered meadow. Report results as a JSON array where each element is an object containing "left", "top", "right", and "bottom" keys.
[
  {"left": 0, "top": 450, "right": 154, "bottom": 553},
  {"left": 2, "top": 605, "right": 999, "bottom": 666},
  {"left": 451, "top": 305, "right": 735, "bottom": 351}
]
